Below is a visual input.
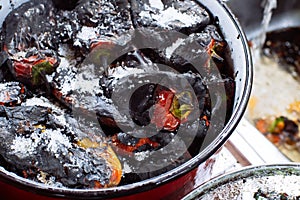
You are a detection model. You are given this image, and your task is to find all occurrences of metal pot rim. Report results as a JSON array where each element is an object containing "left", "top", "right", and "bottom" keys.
[{"left": 182, "top": 163, "right": 300, "bottom": 200}]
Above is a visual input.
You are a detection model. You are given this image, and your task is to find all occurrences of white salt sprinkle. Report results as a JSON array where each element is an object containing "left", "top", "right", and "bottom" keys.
[
  {"left": 77, "top": 26, "right": 98, "bottom": 41},
  {"left": 11, "top": 134, "right": 40, "bottom": 159},
  {"left": 165, "top": 38, "right": 185, "bottom": 58},
  {"left": 151, "top": 7, "right": 199, "bottom": 28},
  {"left": 45, "top": 129, "right": 72, "bottom": 155},
  {"left": 200, "top": 174, "right": 300, "bottom": 199},
  {"left": 149, "top": 0, "right": 164, "bottom": 10}
]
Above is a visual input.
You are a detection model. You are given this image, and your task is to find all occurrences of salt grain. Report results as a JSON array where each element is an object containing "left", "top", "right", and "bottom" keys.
[
  {"left": 23, "top": 96, "right": 61, "bottom": 113},
  {"left": 151, "top": 7, "right": 199, "bottom": 28},
  {"left": 73, "top": 75, "right": 99, "bottom": 94},
  {"left": 149, "top": 0, "right": 164, "bottom": 10},
  {"left": 11, "top": 134, "right": 40, "bottom": 159},
  {"left": 108, "top": 66, "right": 145, "bottom": 80},
  {"left": 45, "top": 129, "right": 72, "bottom": 155},
  {"left": 77, "top": 26, "right": 98, "bottom": 41},
  {"left": 123, "top": 162, "right": 132, "bottom": 173},
  {"left": 165, "top": 38, "right": 185, "bottom": 58},
  {"left": 134, "top": 151, "right": 150, "bottom": 161}
]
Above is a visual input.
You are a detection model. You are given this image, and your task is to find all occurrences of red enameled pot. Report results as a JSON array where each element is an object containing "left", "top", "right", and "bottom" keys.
[{"left": 0, "top": 0, "right": 252, "bottom": 199}]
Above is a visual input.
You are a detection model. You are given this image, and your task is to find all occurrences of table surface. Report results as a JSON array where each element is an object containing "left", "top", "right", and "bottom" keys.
[{"left": 209, "top": 117, "right": 291, "bottom": 181}]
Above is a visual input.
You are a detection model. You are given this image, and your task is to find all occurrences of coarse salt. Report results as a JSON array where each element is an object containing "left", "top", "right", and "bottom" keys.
[{"left": 151, "top": 7, "right": 199, "bottom": 28}]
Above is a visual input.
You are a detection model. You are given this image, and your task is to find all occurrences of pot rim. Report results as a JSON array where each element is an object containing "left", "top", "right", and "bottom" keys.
[{"left": 0, "top": 0, "right": 253, "bottom": 198}]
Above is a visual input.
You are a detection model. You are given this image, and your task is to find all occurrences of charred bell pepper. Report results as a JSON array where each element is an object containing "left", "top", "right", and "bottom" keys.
[
  {"left": 0, "top": 105, "right": 122, "bottom": 188},
  {"left": 77, "top": 138, "right": 122, "bottom": 188},
  {"left": 12, "top": 55, "right": 59, "bottom": 86},
  {"left": 151, "top": 90, "right": 194, "bottom": 131}
]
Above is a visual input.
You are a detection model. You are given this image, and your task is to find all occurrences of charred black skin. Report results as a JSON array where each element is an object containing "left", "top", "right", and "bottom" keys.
[
  {"left": 119, "top": 151, "right": 191, "bottom": 185},
  {"left": 1, "top": 0, "right": 81, "bottom": 52},
  {"left": 75, "top": 0, "right": 132, "bottom": 29},
  {"left": 95, "top": 24, "right": 231, "bottom": 158},
  {"left": 0, "top": 52, "right": 14, "bottom": 82},
  {"left": 2, "top": 0, "right": 58, "bottom": 53},
  {"left": 0, "top": 0, "right": 59, "bottom": 85},
  {"left": 0, "top": 0, "right": 236, "bottom": 187},
  {"left": 130, "top": 0, "right": 211, "bottom": 34},
  {"left": 0, "top": 0, "right": 63, "bottom": 93},
  {"left": 0, "top": 105, "right": 112, "bottom": 188},
  {"left": 99, "top": 71, "right": 210, "bottom": 157},
  {"left": 52, "top": 0, "right": 79, "bottom": 10},
  {"left": 72, "top": 0, "right": 133, "bottom": 55}
]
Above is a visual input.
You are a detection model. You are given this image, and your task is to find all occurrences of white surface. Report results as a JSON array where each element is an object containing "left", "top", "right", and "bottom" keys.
[
  {"left": 230, "top": 118, "right": 290, "bottom": 164},
  {"left": 246, "top": 56, "right": 300, "bottom": 120}
]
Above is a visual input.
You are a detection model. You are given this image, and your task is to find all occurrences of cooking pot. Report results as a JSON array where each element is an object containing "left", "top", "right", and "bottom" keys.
[
  {"left": 0, "top": 0, "right": 252, "bottom": 199},
  {"left": 226, "top": 0, "right": 300, "bottom": 38},
  {"left": 182, "top": 164, "right": 300, "bottom": 199}
]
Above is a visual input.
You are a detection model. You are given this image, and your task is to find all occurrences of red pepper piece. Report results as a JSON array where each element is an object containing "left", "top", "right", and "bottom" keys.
[
  {"left": 151, "top": 90, "right": 181, "bottom": 131},
  {"left": 13, "top": 56, "right": 58, "bottom": 86},
  {"left": 112, "top": 135, "right": 159, "bottom": 153}
]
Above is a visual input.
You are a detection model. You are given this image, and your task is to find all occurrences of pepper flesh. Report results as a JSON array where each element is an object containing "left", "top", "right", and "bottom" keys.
[
  {"left": 151, "top": 90, "right": 193, "bottom": 131},
  {"left": 13, "top": 56, "right": 58, "bottom": 86},
  {"left": 77, "top": 138, "right": 122, "bottom": 187}
]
